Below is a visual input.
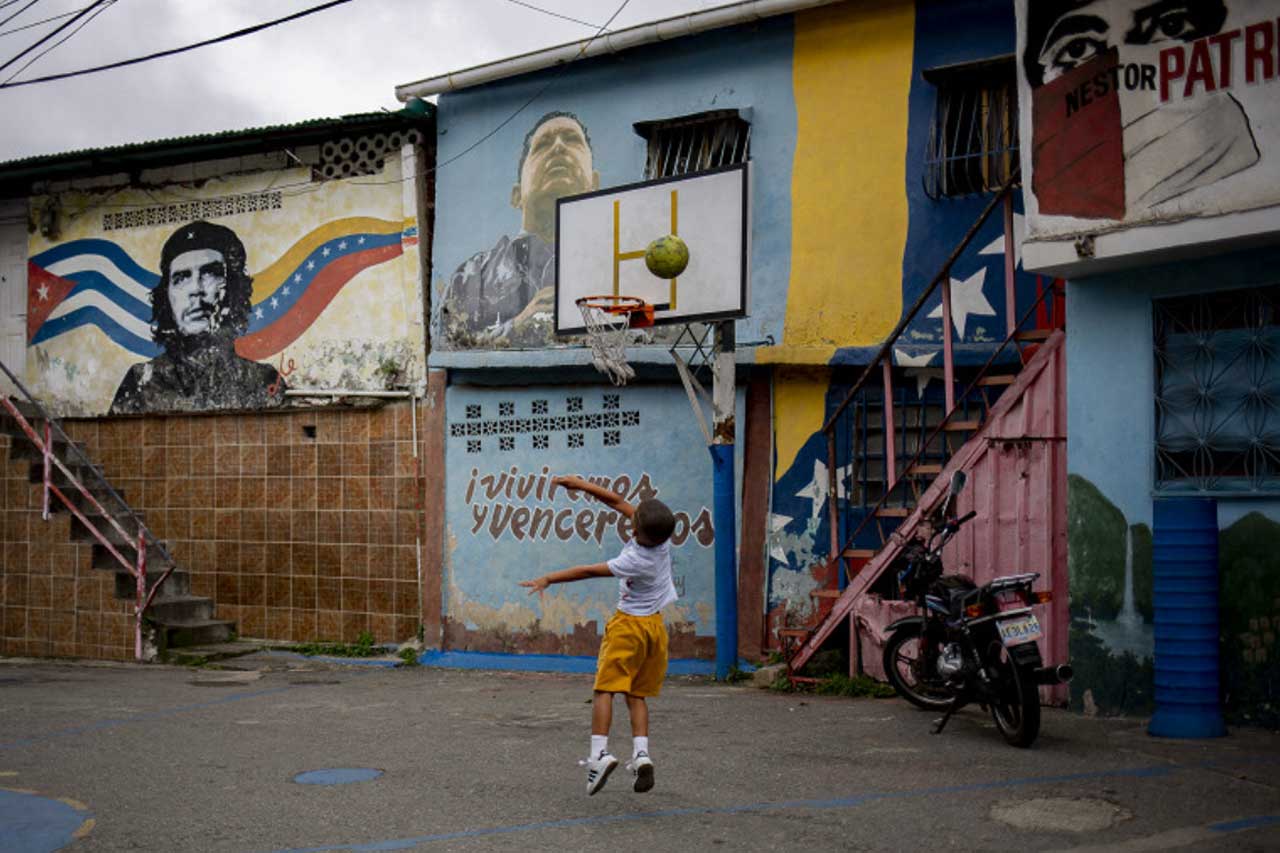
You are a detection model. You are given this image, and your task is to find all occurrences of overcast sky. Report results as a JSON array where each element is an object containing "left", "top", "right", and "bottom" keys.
[{"left": 0, "top": 0, "right": 719, "bottom": 162}]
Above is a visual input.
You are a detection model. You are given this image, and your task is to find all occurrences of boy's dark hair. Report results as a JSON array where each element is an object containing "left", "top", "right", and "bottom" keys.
[{"left": 634, "top": 498, "right": 676, "bottom": 545}]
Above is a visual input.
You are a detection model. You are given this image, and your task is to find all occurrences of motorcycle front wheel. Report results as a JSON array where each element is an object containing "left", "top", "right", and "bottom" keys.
[
  {"left": 882, "top": 624, "right": 953, "bottom": 711},
  {"left": 987, "top": 645, "right": 1041, "bottom": 748}
]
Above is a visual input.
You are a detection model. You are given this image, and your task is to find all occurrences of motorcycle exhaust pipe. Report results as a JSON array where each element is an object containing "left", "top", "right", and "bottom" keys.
[{"left": 1034, "top": 664, "right": 1073, "bottom": 685}]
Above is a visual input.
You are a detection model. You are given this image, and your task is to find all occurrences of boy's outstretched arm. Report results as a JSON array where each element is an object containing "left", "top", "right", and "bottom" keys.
[
  {"left": 520, "top": 563, "right": 612, "bottom": 595},
  {"left": 553, "top": 475, "right": 636, "bottom": 518}
]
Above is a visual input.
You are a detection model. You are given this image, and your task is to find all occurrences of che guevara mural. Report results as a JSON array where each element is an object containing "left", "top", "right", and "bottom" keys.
[
  {"left": 25, "top": 167, "right": 424, "bottom": 416},
  {"left": 1016, "top": 0, "right": 1280, "bottom": 233}
]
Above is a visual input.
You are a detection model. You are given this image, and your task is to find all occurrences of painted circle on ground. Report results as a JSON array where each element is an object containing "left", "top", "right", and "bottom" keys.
[
  {"left": 991, "top": 797, "right": 1130, "bottom": 832},
  {"left": 293, "top": 768, "right": 384, "bottom": 785},
  {"left": 0, "top": 788, "right": 93, "bottom": 853}
]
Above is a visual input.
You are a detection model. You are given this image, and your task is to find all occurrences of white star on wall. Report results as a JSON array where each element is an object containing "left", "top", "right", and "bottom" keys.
[
  {"left": 796, "top": 459, "right": 852, "bottom": 519},
  {"left": 322, "top": 246, "right": 331, "bottom": 257},
  {"left": 357, "top": 236, "right": 365, "bottom": 244},
  {"left": 768, "top": 513, "right": 793, "bottom": 563},
  {"left": 270, "top": 297, "right": 279, "bottom": 309},
  {"left": 978, "top": 213, "right": 1025, "bottom": 267},
  {"left": 928, "top": 268, "right": 996, "bottom": 338},
  {"left": 894, "top": 348, "right": 944, "bottom": 398},
  {"left": 294, "top": 273, "right": 302, "bottom": 284},
  {"left": 36, "top": 283, "right": 49, "bottom": 301},
  {"left": 338, "top": 240, "right": 347, "bottom": 250},
  {"left": 283, "top": 286, "right": 291, "bottom": 296},
  {"left": 307, "top": 260, "right": 315, "bottom": 270},
  {"left": 255, "top": 307, "right": 264, "bottom": 319}
]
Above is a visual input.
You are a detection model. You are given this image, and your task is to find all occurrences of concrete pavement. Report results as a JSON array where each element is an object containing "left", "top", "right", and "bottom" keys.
[{"left": 1, "top": 653, "right": 1277, "bottom": 852}]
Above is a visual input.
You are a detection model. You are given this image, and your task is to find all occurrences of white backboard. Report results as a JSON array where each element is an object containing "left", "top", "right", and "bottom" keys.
[{"left": 555, "top": 163, "right": 749, "bottom": 334}]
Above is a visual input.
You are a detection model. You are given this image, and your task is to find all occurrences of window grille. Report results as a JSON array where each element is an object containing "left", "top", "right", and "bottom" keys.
[
  {"left": 635, "top": 110, "right": 750, "bottom": 180},
  {"left": 1154, "top": 285, "right": 1280, "bottom": 494},
  {"left": 923, "top": 58, "right": 1019, "bottom": 199}
]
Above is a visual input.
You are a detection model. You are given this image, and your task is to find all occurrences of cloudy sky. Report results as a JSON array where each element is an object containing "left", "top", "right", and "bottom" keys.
[{"left": 0, "top": 0, "right": 719, "bottom": 162}]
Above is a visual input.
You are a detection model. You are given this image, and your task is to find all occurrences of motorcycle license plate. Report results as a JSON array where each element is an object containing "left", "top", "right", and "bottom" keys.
[{"left": 997, "top": 614, "right": 1042, "bottom": 646}]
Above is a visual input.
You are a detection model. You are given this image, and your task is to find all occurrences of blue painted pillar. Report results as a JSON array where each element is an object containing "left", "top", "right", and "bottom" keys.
[
  {"left": 710, "top": 320, "right": 738, "bottom": 680},
  {"left": 710, "top": 443, "right": 738, "bottom": 679}
]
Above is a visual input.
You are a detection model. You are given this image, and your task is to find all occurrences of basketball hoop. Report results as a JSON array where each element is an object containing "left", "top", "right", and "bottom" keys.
[{"left": 576, "top": 295, "right": 654, "bottom": 386}]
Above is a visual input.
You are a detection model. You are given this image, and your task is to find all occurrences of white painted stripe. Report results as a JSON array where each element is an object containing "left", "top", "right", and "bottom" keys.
[
  {"left": 44, "top": 255, "right": 153, "bottom": 303},
  {"left": 46, "top": 290, "right": 153, "bottom": 341}
]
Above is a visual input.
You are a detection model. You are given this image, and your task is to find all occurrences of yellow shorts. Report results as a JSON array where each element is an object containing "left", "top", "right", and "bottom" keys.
[{"left": 594, "top": 611, "right": 669, "bottom": 697}]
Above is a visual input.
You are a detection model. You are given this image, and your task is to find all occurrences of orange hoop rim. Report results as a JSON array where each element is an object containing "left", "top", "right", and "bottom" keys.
[{"left": 576, "top": 295, "right": 655, "bottom": 328}]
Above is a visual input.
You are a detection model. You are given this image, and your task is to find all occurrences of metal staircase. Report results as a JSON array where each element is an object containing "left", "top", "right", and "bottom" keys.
[
  {"left": 0, "top": 361, "right": 232, "bottom": 660},
  {"left": 783, "top": 178, "right": 1066, "bottom": 682}
]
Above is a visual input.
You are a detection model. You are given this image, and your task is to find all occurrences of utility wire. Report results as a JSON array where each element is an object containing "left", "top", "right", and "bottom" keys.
[
  {"left": 0, "top": 6, "right": 84, "bottom": 39},
  {"left": 0, "top": 0, "right": 36, "bottom": 11},
  {"left": 3, "top": 0, "right": 113, "bottom": 84},
  {"left": 0, "top": 0, "right": 356, "bottom": 89},
  {"left": 0, "top": 0, "right": 105, "bottom": 73},
  {"left": 503, "top": 0, "right": 606, "bottom": 31},
  {"left": 0, "top": 0, "right": 42, "bottom": 31}
]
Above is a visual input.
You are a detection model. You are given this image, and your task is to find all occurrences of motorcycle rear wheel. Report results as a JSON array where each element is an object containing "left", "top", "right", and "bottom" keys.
[
  {"left": 882, "top": 624, "right": 953, "bottom": 711},
  {"left": 988, "top": 648, "right": 1041, "bottom": 748}
]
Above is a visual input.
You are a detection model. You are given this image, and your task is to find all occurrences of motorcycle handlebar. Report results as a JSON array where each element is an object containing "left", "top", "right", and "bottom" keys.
[{"left": 952, "top": 510, "right": 978, "bottom": 528}]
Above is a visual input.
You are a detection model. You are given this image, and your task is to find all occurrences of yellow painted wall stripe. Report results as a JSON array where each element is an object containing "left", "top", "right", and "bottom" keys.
[
  {"left": 773, "top": 365, "right": 832, "bottom": 479},
  {"left": 761, "top": 0, "right": 914, "bottom": 364}
]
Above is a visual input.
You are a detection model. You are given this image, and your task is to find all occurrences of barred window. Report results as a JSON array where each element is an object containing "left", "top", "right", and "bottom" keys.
[
  {"left": 635, "top": 109, "right": 750, "bottom": 180},
  {"left": 923, "top": 57, "right": 1019, "bottom": 200},
  {"left": 1155, "top": 285, "right": 1280, "bottom": 494}
]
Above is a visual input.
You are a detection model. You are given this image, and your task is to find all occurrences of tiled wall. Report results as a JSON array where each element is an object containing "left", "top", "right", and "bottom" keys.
[{"left": 0, "top": 402, "right": 425, "bottom": 661}]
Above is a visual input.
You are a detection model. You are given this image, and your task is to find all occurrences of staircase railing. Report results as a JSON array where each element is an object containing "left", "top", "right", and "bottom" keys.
[
  {"left": 0, "top": 359, "right": 175, "bottom": 660},
  {"left": 820, "top": 171, "right": 1026, "bottom": 575}
]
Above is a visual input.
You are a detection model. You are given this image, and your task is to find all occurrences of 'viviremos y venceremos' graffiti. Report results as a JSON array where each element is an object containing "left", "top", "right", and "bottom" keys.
[
  {"left": 26, "top": 166, "right": 423, "bottom": 416},
  {"left": 1016, "top": 0, "right": 1279, "bottom": 232}
]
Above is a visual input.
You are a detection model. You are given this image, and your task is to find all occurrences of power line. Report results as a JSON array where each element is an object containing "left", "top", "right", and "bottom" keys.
[
  {"left": 0, "top": 0, "right": 105, "bottom": 74},
  {"left": 0, "top": 0, "right": 43, "bottom": 31},
  {"left": 3, "top": 0, "right": 114, "bottom": 84},
  {"left": 0, "top": 0, "right": 36, "bottom": 11},
  {"left": 0, "top": 6, "right": 85, "bottom": 39},
  {"left": 0, "top": 0, "right": 356, "bottom": 89},
  {"left": 503, "top": 0, "right": 606, "bottom": 31}
]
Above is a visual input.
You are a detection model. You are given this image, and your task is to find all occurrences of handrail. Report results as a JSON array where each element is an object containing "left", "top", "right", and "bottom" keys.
[
  {"left": 0, "top": 358, "right": 175, "bottom": 569},
  {"left": 821, "top": 169, "right": 1021, "bottom": 436},
  {"left": 832, "top": 282, "right": 1063, "bottom": 577}
]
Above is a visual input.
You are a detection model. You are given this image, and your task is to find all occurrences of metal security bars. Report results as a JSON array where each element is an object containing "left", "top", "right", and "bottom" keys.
[
  {"left": 1154, "top": 285, "right": 1280, "bottom": 494},
  {"left": 924, "top": 58, "right": 1019, "bottom": 200},
  {"left": 636, "top": 110, "right": 750, "bottom": 180}
]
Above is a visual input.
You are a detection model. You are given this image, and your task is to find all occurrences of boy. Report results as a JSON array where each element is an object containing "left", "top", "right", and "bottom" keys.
[{"left": 519, "top": 474, "right": 678, "bottom": 796}]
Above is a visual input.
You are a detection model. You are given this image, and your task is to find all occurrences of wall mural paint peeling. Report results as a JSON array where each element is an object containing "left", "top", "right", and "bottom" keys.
[
  {"left": 443, "top": 384, "right": 742, "bottom": 657},
  {"left": 1016, "top": 0, "right": 1280, "bottom": 240},
  {"left": 26, "top": 166, "right": 423, "bottom": 415}
]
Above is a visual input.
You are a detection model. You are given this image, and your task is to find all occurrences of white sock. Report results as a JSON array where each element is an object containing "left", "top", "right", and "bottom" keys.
[
  {"left": 633, "top": 736, "right": 649, "bottom": 757},
  {"left": 591, "top": 734, "right": 609, "bottom": 757}
]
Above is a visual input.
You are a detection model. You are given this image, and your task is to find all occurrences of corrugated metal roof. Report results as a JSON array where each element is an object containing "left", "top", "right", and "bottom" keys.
[{"left": 0, "top": 106, "right": 434, "bottom": 186}]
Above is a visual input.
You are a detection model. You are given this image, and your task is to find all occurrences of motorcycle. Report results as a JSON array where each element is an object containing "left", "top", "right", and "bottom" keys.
[{"left": 881, "top": 471, "right": 1072, "bottom": 748}]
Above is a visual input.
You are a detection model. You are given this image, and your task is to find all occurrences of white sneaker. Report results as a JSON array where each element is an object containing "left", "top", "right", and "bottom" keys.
[
  {"left": 585, "top": 750, "right": 618, "bottom": 795},
  {"left": 629, "top": 751, "right": 654, "bottom": 793}
]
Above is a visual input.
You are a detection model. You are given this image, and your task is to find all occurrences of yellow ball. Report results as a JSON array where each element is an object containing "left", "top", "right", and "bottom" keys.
[{"left": 644, "top": 234, "right": 690, "bottom": 279}]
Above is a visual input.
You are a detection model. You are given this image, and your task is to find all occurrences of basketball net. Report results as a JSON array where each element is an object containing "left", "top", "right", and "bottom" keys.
[{"left": 576, "top": 296, "right": 653, "bottom": 386}]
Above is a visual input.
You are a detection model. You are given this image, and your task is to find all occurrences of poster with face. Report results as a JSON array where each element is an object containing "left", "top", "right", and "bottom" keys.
[{"left": 1016, "top": 0, "right": 1280, "bottom": 239}]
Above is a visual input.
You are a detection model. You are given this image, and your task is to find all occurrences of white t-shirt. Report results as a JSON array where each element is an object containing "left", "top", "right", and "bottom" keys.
[{"left": 607, "top": 539, "right": 678, "bottom": 616}]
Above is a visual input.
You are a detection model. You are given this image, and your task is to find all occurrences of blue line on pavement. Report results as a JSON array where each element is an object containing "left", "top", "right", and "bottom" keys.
[
  {"left": 270, "top": 765, "right": 1179, "bottom": 852},
  {"left": 1210, "top": 815, "right": 1280, "bottom": 832},
  {"left": 417, "top": 650, "right": 718, "bottom": 676},
  {"left": 0, "top": 789, "right": 91, "bottom": 853}
]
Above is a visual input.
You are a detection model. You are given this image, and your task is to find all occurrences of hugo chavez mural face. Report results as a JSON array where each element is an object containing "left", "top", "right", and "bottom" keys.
[{"left": 1021, "top": 0, "right": 1262, "bottom": 220}]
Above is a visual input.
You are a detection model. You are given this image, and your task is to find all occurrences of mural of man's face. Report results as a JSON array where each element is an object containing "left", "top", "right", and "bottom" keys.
[
  {"left": 1029, "top": 0, "right": 1227, "bottom": 85},
  {"left": 514, "top": 116, "right": 599, "bottom": 215},
  {"left": 167, "top": 248, "right": 228, "bottom": 336}
]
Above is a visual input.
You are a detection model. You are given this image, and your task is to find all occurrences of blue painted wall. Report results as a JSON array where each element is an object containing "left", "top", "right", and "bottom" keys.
[
  {"left": 442, "top": 382, "right": 744, "bottom": 652},
  {"left": 1067, "top": 244, "right": 1280, "bottom": 723},
  {"left": 431, "top": 18, "right": 796, "bottom": 357}
]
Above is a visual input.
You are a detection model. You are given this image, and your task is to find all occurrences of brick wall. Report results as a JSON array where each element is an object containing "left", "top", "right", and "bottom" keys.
[{"left": 0, "top": 402, "right": 426, "bottom": 661}]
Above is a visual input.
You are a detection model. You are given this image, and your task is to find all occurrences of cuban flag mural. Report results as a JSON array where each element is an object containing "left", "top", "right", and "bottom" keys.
[{"left": 28, "top": 217, "right": 412, "bottom": 361}]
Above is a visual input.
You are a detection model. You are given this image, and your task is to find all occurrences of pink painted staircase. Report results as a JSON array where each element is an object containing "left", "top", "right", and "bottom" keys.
[{"left": 782, "top": 179, "right": 1068, "bottom": 684}]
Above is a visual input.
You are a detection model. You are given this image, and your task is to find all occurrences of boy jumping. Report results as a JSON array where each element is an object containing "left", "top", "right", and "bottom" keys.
[{"left": 520, "top": 474, "right": 678, "bottom": 796}]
